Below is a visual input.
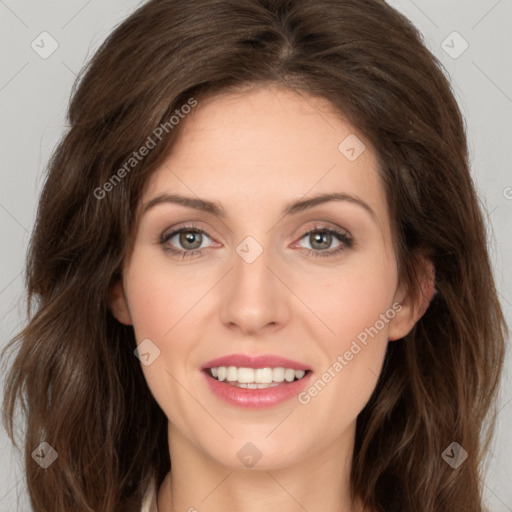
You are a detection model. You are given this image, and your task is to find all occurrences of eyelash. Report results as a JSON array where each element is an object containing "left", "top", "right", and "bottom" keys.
[{"left": 158, "top": 222, "right": 354, "bottom": 260}]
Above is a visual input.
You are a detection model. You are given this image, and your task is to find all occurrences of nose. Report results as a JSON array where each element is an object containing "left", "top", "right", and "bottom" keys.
[{"left": 219, "top": 240, "right": 290, "bottom": 336}]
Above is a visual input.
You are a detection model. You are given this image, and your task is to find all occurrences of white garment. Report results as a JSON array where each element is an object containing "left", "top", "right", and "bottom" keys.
[{"left": 140, "top": 477, "right": 158, "bottom": 512}]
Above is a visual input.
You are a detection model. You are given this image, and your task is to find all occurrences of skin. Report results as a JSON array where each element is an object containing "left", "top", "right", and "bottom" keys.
[{"left": 109, "top": 84, "right": 431, "bottom": 512}]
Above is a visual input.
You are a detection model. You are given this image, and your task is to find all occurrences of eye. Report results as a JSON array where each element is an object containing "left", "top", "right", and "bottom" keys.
[
  {"left": 158, "top": 222, "right": 354, "bottom": 260},
  {"left": 159, "top": 223, "right": 215, "bottom": 259},
  {"left": 295, "top": 225, "right": 354, "bottom": 258}
]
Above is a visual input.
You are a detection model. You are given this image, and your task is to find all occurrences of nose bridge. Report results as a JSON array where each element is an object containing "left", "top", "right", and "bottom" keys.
[{"left": 220, "top": 234, "right": 288, "bottom": 333}]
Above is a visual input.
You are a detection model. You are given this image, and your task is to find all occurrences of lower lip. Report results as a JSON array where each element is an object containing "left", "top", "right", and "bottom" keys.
[{"left": 202, "top": 370, "right": 313, "bottom": 409}]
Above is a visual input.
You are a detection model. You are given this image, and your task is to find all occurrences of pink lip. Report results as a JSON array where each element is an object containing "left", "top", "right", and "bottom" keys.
[
  {"left": 201, "top": 353, "right": 310, "bottom": 371},
  {"left": 200, "top": 353, "right": 313, "bottom": 409},
  {"left": 202, "top": 370, "right": 313, "bottom": 409}
]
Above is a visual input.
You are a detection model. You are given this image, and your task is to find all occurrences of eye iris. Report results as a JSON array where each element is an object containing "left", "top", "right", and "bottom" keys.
[
  {"left": 180, "top": 230, "right": 202, "bottom": 250},
  {"left": 310, "top": 232, "right": 331, "bottom": 250}
]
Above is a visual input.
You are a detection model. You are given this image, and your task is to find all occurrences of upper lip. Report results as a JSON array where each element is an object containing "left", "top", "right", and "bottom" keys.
[{"left": 201, "top": 353, "right": 311, "bottom": 371}]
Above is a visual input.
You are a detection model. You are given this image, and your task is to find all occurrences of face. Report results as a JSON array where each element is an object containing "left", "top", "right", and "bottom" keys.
[{"left": 110, "top": 84, "right": 421, "bottom": 471}]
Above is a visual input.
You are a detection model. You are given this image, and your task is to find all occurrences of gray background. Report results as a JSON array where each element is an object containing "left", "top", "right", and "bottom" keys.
[{"left": 1, "top": 0, "right": 511, "bottom": 510}]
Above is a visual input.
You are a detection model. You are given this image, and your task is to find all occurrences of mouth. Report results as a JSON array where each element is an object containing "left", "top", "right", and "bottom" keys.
[
  {"left": 200, "top": 354, "right": 313, "bottom": 408},
  {"left": 204, "top": 366, "right": 312, "bottom": 389}
]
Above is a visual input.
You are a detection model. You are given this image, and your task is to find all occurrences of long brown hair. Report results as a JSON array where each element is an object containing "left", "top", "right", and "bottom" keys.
[{"left": 2, "top": 0, "right": 507, "bottom": 510}]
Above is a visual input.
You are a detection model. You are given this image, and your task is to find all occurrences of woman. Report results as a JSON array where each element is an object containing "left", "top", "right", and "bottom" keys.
[{"left": 2, "top": 0, "right": 507, "bottom": 511}]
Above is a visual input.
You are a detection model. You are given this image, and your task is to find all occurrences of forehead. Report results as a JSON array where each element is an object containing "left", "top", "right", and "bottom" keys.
[{"left": 143, "top": 85, "right": 388, "bottom": 227}]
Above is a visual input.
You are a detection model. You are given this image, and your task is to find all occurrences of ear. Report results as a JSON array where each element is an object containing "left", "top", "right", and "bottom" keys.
[
  {"left": 108, "top": 278, "right": 133, "bottom": 325},
  {"left": 388, "top": 252, "right": 436, "bottom": 341}
]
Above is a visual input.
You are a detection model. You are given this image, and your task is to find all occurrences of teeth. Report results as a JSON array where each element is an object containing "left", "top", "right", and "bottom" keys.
[
  {"left": 284, "top": 368, "right": 295, "bottom": 382},
  {"left": 226, "top": 366, "right": 238, "bottom": 382},
  {"left": 237, "top": 367, "right": 254, "bottom": 383},
  {"left": 255, "top": 368, "right": 273, "bottom": 383},
  {"left": 272, "top": 367, "right": 285, "bottom": 382},
  {"left": 209, "top": 366, "right": 307, "bottom": 384},
  {"left": 233, "top": 382, "right": 280, "bottom": 389}
]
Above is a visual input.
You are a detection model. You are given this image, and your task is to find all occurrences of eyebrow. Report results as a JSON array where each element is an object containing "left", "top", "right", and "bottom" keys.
[{"left": 142, "top": 192, "right": 376, "bottom": 221}]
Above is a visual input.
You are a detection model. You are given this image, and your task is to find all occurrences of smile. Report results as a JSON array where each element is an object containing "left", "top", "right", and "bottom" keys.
[{"left": 208, "top": 366, "right": 308, "bottom": 388}]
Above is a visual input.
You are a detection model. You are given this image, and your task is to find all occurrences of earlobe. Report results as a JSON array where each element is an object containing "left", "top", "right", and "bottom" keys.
[
  {"left": 388, "top": 254, "right": 436, "bottom": 341},
  {"left": 108, "top": 279, "right": 133, "bottom": 325}
]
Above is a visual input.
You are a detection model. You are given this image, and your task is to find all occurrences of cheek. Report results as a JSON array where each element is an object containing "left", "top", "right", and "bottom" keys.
[
  {"left": 123, "top": 252, "right": 200, "bottom": 340},
  {"left": 305, "top": 248, "right": 398, "bottom": 347},
  {"left": 296, "top": 307, "right": 392, "bottom": 446},
  {"left": 123, "top": 252, "right": 206, "bottom": 417},
  {"left": 297, "top": 252, "right": 397, "bottom": 414}
]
